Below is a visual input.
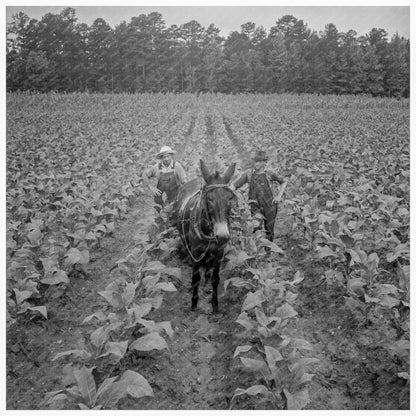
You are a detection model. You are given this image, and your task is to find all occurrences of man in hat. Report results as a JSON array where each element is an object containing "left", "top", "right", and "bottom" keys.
[
  {"left": 142, "top": 145, "right": 187, "bottom": 212},
  {"left": 230, "top": 149, "right": 287, "bottom": 242}
]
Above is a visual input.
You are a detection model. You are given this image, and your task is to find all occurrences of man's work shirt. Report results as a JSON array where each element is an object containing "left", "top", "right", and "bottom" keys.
[{"left": 142, "top": 160, "right": 187, "bottom": 188}]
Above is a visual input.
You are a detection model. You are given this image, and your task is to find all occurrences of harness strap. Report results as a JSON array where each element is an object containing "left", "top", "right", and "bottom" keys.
[
  {"left": 180, "top": 191, "right": 212, "bottom": 263},
  {"left": 179, "top": 183, "right": 236, "bottom": 263}
]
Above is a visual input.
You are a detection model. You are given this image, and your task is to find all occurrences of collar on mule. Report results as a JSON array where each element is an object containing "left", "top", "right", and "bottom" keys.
[{"left": 179, "top": 183, "right": 235, "bottom": 262}]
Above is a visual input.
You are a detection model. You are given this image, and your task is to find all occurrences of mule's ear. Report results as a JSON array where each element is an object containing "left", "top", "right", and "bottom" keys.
[
  {"left": 200, "top": 159, "right": 210, "bottom": 182},
  {"left": 222, "top": 163, "right": 236, "bottom": 183}
]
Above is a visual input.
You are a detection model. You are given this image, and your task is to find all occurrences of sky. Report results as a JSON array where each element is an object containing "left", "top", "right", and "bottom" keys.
[{"left": 5, "top": 3, "right": 410, "bottom": 39}]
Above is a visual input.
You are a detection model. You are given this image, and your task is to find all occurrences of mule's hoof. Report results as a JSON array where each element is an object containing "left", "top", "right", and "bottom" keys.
[
  {"left": 191, "top": 305, "right": 197, "bottom": 311},
  {"left": 212, "top": 306, "right": 219, "bottom": 314}
]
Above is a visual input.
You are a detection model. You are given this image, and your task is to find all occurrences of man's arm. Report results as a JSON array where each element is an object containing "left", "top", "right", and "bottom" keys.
[
  {"left": 271, "top": 173, "right": 288, "bottom": 205},
  {"left": 268, "top": 171, "right": 285, "bottom": 184},
  {"left": 231, "top": 171, "right": 249, "bottom": 190},
  {"left": 142, "top": 164, "right": 161, "bottom": 196},
  {"left": 274, "top": 181, "right": 288, "bottom": 201},
  {"left": 174, "top": 162, "right": 187, "bottom": 184},
  {"left": 142, "top": 164, "right": 157, "bottom": 182}
]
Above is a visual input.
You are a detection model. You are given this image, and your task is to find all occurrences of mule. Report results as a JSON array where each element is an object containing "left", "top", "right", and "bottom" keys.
[{"left": 174, "top": 160, "right": 236, "bottom": 313}]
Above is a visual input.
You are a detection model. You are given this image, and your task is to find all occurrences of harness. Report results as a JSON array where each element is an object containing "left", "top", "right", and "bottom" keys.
[{"left": 179, "top": 183, "right": 236, "bottom": 263}]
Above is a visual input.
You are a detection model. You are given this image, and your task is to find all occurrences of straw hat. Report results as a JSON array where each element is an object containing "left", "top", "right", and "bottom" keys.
[{"left": 156, "top": 145, "right": 175, "bottom": 159}]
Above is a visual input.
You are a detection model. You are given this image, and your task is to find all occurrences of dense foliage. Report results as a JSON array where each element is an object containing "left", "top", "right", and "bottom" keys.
[
  {"left": 6, "top": 8, "right": 409, "bottom": 96},
  {"left": 7, "top": 92, "right": 409, "bottom": 410}
]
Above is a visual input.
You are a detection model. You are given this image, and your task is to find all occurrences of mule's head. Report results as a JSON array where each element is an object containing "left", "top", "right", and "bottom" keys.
[{"left": 200, "top": 160, "right": 236, "bottom": 243}]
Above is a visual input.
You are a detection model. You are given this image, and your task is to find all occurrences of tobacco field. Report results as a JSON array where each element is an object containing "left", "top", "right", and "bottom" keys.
[{"left": 6, "top": 92, "right": 410, "bottom": 410}]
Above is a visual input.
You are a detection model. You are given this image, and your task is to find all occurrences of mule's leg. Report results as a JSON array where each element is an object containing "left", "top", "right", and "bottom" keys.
[
  {"left": 211, "top": 261, "right": 220, "bottom": 313},
  {"left": 191, "top": 264, "right": 201, "bottom": 311},
  {"left": 204, "top": 267, "right": 212, "bottom": 294}
]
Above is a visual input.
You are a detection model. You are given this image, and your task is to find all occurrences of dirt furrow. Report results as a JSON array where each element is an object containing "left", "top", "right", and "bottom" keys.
[
  {"left": 203, "top": 114, "right": 218, "bottom": 166},
  {"left": 175, "top": 114, "right": 196, "bottom": 162},
  {"left": 122, "top": 268, "right": 243, "bottom": 409},
  {"left": 222, "top": 116, "right": 249, "bottom": 159},
  {"left": 117, "top": 111, "right": 245, "bottom": 410}
]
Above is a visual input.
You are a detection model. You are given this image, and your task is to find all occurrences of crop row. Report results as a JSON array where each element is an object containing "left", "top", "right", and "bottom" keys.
[
  {"left": 230, "top": 95, "right": 410, "bottom": 385},
  {"left": 7, "top": 92, "right": 409, "bottom": 409},
  {"left": 43, "top": 232, "right": 183, "bottom": 409},
  {"left": 6, "top": 93, "right": 202, "bottom": 325},
  {"left": 37, "top": 108, "right": 256, "bottom": 409},
  {"left": 35, "top": 95, "right": 317, "bottom": 409}
]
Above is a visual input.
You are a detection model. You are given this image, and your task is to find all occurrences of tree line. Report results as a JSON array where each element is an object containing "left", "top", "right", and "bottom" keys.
[{"left": 6, "top": 7, "right": 410, "bottom": 97}]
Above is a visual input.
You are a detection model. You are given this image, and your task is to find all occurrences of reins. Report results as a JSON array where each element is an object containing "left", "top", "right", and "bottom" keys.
[{"left": 180, "top": 183, "right": 236, "bottom": 263}]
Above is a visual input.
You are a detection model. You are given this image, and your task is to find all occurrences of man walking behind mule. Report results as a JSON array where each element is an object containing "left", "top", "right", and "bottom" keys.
[
  {"left": 142, "top": 146, "right": 187, "bottom": 212},
  {"left": 231, "top": 149, "right": 287, "bottom": 242}
]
